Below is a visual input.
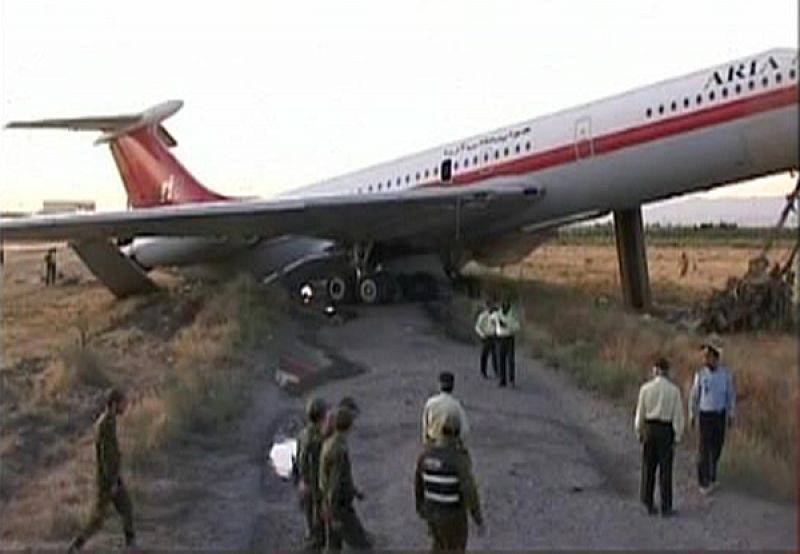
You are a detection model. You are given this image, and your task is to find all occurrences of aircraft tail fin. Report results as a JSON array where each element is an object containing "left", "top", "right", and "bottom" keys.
[{"left": 5, "top": 100, "right": 228, "bottom": 208}]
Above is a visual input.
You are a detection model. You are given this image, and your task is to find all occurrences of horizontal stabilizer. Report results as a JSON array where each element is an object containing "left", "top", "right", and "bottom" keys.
[{"left": 5, "top": 100, "right": 183, "bottom": 144}]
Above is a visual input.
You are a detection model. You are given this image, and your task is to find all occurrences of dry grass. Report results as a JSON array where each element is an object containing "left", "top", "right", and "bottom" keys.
[
  {"left": 472, "top": 246, "right": 797, "bottom": 501},
  {"left": 1, "top": 247, "right": 288, "bottom": 543}
]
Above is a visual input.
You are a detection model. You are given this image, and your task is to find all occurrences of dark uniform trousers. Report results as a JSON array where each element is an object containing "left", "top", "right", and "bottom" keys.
[
  {"left": 76, "top": 480, "right": 135, "bottom": 547},
  {"left": 324, "top": 505, "right": 371, "bottom": 551},
  {"left": 698, "top": 410, "right": 726, "bottom": 487},
  {"left": 641, "top": 420, "right": 675, "bottom": 512},
  {"left": 428, "top": 510, "right": 468, "bottom": 553},
  {"left": 497, "top": 336, "right": 515, "bottom": 385},
  {"left": 479, "top": 338, "right": 498, "bottom": 378}
]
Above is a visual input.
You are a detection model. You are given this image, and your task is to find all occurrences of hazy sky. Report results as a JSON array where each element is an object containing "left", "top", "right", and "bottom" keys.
[{"left": 1, "top": 0, "right": 797, "bottom": 211}]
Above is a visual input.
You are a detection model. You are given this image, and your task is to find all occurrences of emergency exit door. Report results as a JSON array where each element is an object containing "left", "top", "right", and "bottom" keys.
[{"left": 574, "top": 116, "right": 594, "bottom": 159}]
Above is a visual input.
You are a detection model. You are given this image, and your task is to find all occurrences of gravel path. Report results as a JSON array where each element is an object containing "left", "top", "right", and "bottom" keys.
[{"left": 283, "top": 303, "right": 796, "bottom": 550}]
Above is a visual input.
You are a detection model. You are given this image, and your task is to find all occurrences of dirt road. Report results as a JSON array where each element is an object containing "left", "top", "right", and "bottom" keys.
[
  {"left": 249, "top": 304, "right": 794, "bottom": 550},
  {"left": 30, "top": 303, "right": 792, "bottom": 550}
]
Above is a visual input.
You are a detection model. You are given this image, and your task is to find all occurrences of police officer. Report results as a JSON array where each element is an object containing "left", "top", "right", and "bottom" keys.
[
  {"left": 474, "top": 300, "right": 499, "bottom": 379},
  {"left": 689, "top": 336, "right": 736, "bottom": 494},
  {"left": 68, "top": 388, "right": 135, "bottom": 552},
  {"left": 422, "top": 372, "right": 469, "bottom": 446},
  {"left": 496, "top": 298, "right": 521, "bottom": 387},
  {"left": 297, "top": 397, "right": 328, "bottom": 549},
  {"left": 319, "top": 408, "right": 371, "bottom": 551},
  {"left": 634, "top": 357, "right": 685, "bottom": 516},
  {"left": 415, "top": 413, "right": 484, "bottom": 552}
]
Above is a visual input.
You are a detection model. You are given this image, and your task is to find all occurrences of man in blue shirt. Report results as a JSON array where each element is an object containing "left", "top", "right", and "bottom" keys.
[{"left": 688, "top": 336, "right": 736, "bottom": 494}]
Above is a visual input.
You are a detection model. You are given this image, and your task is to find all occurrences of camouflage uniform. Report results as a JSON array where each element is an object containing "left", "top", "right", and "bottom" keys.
[
  {"left": 415, "top": 436, "right": 483, "bottom": 553},
  {"left": 71, "top": 410, "right": 134, "bottom": 550},
  {"left": 297, "top": 421, "right": 325, "bottom": 548},
  {"left": 318, "top": 432, "right": 371, "bottom": 551}
]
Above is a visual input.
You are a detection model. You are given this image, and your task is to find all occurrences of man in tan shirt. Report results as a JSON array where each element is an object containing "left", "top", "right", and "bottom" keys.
[
  {"left": 422, "top": 372, "right": 469, "bottom": 445},
  {"left": 634, "top": 357, "right": 685, "bottom": 517}
]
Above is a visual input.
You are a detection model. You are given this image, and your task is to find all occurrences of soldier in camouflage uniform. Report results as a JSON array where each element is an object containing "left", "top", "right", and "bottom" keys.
[
  {"left": 68, "top": 388, "right": 135, "bottom": 552},
  {"left": 415, "top": 413, "right": 484, "bottom": 552},
  {"left": 319, "top": 408, "right": 371, "bottom": 551},
  {"left": 296, "top": 397, "right": 328, "bottom": 549}
]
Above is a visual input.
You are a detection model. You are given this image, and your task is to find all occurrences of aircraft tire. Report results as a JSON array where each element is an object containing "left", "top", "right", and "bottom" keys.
[
  {"left": 358, "top": 276, "right": 380, "bottom": 304},
  {"left": 327, "top": 273, "right": 355, "bottom": 303}
]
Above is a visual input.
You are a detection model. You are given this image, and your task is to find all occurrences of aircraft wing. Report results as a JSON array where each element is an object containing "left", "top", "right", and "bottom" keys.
[{"left": 0, "top": 177, "right": 542, "bottom": 250}]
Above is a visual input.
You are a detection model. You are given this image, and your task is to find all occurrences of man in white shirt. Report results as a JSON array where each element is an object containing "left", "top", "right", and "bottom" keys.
[
  {"left": 474, "top": 300, "right": 499, "bottom": 379},
  {"left": 422, "top": 372, "right": 469, "bottom": 445},
  {"left": 634, "top": 357, "right": 685, "bottom": 517}
]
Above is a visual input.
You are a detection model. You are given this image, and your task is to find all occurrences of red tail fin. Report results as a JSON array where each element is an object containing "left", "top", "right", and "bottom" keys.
[
  {"left": 6, "top": 100, "right": 229, "bottom": 209},
  {"left": 108, "top": 126, "right": 227, "bottom": 208}
]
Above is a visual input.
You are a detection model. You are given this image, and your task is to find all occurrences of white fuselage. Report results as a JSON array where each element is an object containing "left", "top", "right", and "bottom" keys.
[
  {"left": 132, "top": 48, "right": 799, "bottom": 279},
  {"left": 290, "top": 48, "right": 798, "bottom": 228}
]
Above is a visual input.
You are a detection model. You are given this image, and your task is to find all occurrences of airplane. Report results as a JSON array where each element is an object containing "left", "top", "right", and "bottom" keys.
[{"left": 2, "top": 47, "right": 798, "bottom": 303}]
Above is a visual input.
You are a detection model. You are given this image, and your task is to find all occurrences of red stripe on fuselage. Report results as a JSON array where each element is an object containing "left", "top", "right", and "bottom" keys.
[{"left": 441, "top": 85, "right": 798, "bottom": 187}]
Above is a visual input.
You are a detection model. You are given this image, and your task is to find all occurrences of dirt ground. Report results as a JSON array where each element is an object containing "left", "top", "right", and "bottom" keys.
[{"left": 1, "top": 246, "right": 796, "bottom": 550}]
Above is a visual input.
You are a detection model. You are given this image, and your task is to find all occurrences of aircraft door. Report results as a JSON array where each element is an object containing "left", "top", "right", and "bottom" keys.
[{"left": 574, "top": 116, "right": 594, "bottom": 159}]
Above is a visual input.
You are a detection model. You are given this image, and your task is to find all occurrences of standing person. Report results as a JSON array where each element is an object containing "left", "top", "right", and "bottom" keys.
[
  {"left": 496, "top": 298, "right": 521, "bottom": 388},
  {"left": 44, "top": 248, "right": 57, "bottom": 285},
  {"left": 634, "top": 357, "right": 685, "bottom": 516},
  {"left": 68, "top": 389, "right": 135, "bottom": 553},
  {"left": 319, "top": 408, "right": 371, "bottom": 551},
  {"left": 415, "top": 413, "right": 484, "bottom": 552},
  {"left": 322, "top": 397, "right": 359, "bottom": 438},
  {"left": 689, "top": 337, "right": 736, "bottom": 494},
  {"left": 474, "top": 300, "right": 499, "bottom": 379},
  {"left": 422, "top": 372, "right": 469, "bottom": 446},
  {"left": 296, "top": 397, "right": 328, "bottom": 549}
]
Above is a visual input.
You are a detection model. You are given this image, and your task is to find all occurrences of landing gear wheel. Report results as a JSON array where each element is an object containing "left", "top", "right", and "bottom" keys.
[
  {"left": 327, "top": 273, "right": 354, "bottom": 303},
  {"left": 358, "top": 276, "right": 380, "bottom": 304}
]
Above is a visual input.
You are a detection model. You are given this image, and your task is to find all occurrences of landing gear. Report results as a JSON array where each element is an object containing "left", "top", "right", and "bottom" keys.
[
  {"left": 357, "top": 271, "right": 397, "bottom": 304},
  {"left": 327, "top": 272, "right": 356, "bottom": 303}
]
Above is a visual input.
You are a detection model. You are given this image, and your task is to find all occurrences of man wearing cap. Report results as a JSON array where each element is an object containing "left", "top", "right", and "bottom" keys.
[
  {"left": 68, "top": 389, "right": 135, "bottom": 553},
  {"left": 689, "top": 337, "right": 736, "bottom": 494},
  {"left": 319, "top": 408, "right": 371, "bottom": 551},
  {"left": 634, "top": 358, "right": 685, "bottom": 516},
  {"left": 415, "top": 413, "right": 484, "bottom": 552},
  {"left": 422, "top": 372, "right": 469, "bottom": 446},
  {"left": 297, "top": 397, "right": 328, "bottom": 549}
]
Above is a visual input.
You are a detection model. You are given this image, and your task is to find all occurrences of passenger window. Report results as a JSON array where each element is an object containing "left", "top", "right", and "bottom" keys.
[
  {"left": 708, "top": 91, "right": 715, "bottom": 101},
  {"left": 424, "top": 169, "right": 429, "bottom": 178},
  {"left": 721, "top": 88, "right": 728, "bottom": 98},
  {"left": 433, "top": 166, "right": 439, "bottom": 176},
  {"left": 748, "top": 80, "right": 755, "bottom": 90},
  {"left": 776, "top": 73, "right": 782, "bottom": 83},
  {"left": 473, "top": 156, "right": 478, "bottom": 165},
  {"left": 405, "top": 175, "right": 410, "bottom": 183},
  {"left": 525, "top": 141, "right": 531, "bottom": 151},
  {"left": 683, "top": 98, "right": 689, "bottom": 108},
  {"left": 670, "top": 101, "right": 677, "bottom": 111},
  {"left": 415, "top": 172, "right": 420, "bottom": 181},
  {"left": 762, "top": 76, "right": 769, "bottom": 87},
  {"left": 734, "top": 84, "right": 741, "bottom": 94},
  {"left": 503, "top": 147, "right": 509, "bottom": 156},
  {"left": 696, "top": 94, "right": 702, "bottom": 105},
  {"left": 658, "top": 105, "right": 664, "bottom": 114},
  {"left": 484, "top": 153, "right": 490, "bottom": 162},
  {"left": 790, "top": 69, "right": 797, "bottom": 80},
  {"left": 515, "top": 144, "right": 521, "bottom": 154},
  {"left": 494, "top": 150, "right": 500, "bottom": 159}
]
